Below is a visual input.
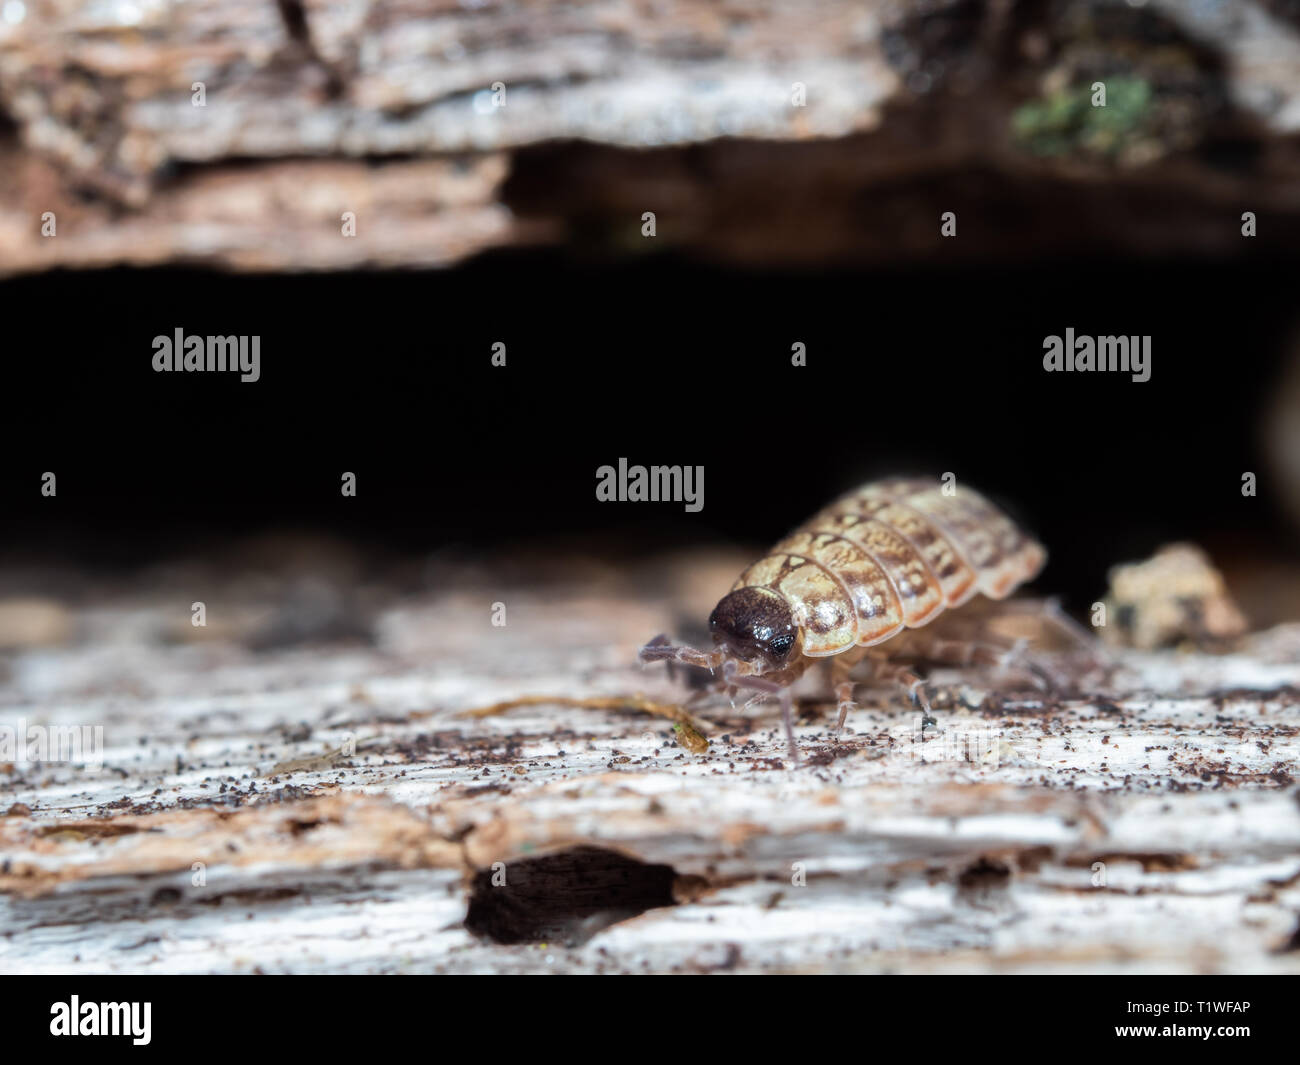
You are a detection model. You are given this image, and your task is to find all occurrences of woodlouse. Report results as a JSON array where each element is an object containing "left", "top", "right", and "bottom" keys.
[{"left": 641, "top": 477, "right": 1053, "bottom": 763}]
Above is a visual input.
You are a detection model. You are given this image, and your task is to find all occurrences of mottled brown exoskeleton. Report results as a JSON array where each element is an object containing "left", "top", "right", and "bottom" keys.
[{"left": 641, "top": 477, "right": 1061, "bottom": 764}]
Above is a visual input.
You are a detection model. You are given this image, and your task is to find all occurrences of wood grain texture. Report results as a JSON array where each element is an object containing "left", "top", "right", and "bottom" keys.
[
  {"left": 2, "top": 548, "right": 1298, "bottom": 973},
  {"left": 6, "top": 1, "right": 1300, "bottom": 272}
]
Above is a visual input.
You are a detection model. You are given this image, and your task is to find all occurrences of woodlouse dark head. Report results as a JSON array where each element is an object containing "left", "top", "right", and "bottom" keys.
[{"left": 709, "top": 587, "right": 798, "bottom": 666}]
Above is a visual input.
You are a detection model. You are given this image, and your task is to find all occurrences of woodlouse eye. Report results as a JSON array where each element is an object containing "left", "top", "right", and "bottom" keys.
[{"left": 769, "top": 633, "right": 794, "bottom": 658}]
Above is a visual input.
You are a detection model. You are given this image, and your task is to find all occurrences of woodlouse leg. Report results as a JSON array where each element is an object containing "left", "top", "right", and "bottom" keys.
[
  {"left": 967, "top": 598, "right": 1111, "bottom": 667},
  {"left": 827, "top": 652, "right": 932, "bottom": 733},
  {"left": 906, "top": 635, "right": 1015, "bottom": 668},
  {"left": 906, "top": 599, "right": 1114, "bottom": 692},
  {"left": 904, "top": 634, "right": 1053, "bottom": 690},
  {"left": 833, "top": 680, "right": 856, "bottom": 732},
  {"left": 1039, "top": 598, "right": 1102, "bottom": 649},
  {"left": 864, "top": 653, "right": 933, "bottom": 717},
  {"left": 830, "top": 655, "right": 860, "bottom": 734},
  {"left": 722, "top": 661, "right": 801, "bottom": 766},
  {"left": 778, "top": 687, "right": 798, "bottom": 767},
  {"left": 680, "top": 686, "right": 715, "bottom": 711},
  {"left": 1038, "top": 598, "right": 1117, "bottom": 676}
]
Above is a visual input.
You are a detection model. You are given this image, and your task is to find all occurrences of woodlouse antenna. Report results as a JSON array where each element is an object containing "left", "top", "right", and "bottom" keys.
[{"left": 639, "top": 634, "right": 725, "bottom": 672}]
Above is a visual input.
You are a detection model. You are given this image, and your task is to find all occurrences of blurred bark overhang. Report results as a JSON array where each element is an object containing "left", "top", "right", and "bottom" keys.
[{"left": 3, "top": 0, "right": 1300, "bottom": 275}]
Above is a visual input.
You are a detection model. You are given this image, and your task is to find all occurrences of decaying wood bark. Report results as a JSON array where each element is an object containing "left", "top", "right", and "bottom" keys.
[
  {"left": 1, "top": 547, "right": 1298, "bottom": 973},
  {"left": 6, "top": 0, "right": 1300, "bottom": 273}
]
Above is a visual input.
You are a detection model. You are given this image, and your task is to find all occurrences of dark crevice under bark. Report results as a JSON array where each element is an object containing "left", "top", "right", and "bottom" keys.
[{"left": 463, "top": 846, "right": 683, "bottom": 945}]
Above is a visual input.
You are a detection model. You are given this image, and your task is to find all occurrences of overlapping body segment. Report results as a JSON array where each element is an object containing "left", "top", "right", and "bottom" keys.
[
  {"left": 731, "top": 549, "right": 861, "bottom": 656},
  {"left": 803, "top": 510, "right": 946, "bottom": 626},
  {"left": 870, "top": 478, "right": 1047, "bottom": 599},
  {"left": 834, "top": 492, "right": 978, "bottom": 606},
  {"left": 731, "top": 478, "right": 1046, "bottom": 655},
  {"left": 768, "top": 531, "right": 904, "bottom": 650}
]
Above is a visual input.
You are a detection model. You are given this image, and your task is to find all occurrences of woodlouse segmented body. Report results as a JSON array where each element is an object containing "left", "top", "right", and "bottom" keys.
[
  {"left": 730, "top": 477, "right": 1046, "bottom": 661},
  {"left": 641, "top": 477, "right": 1048, "bottom": 762}
]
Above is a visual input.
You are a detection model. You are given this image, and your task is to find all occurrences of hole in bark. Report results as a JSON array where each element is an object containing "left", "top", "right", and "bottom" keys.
[
  {"left": 1275, "top": 919, "right": 1300, "bottom": 953},
  {"left": 957, "top": 856, "right": 1012, "bottom": 891},
  {"left": 464, "top": 845, "right": 681, "bottom": 946}
]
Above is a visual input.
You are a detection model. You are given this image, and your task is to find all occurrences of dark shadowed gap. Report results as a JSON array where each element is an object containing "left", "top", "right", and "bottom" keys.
[
  {"left": 463, "top": 846, "right": 687, "bottom": 945},
  {"left": 1, "top": 249, "right": 1295, "bottom": 614}
]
